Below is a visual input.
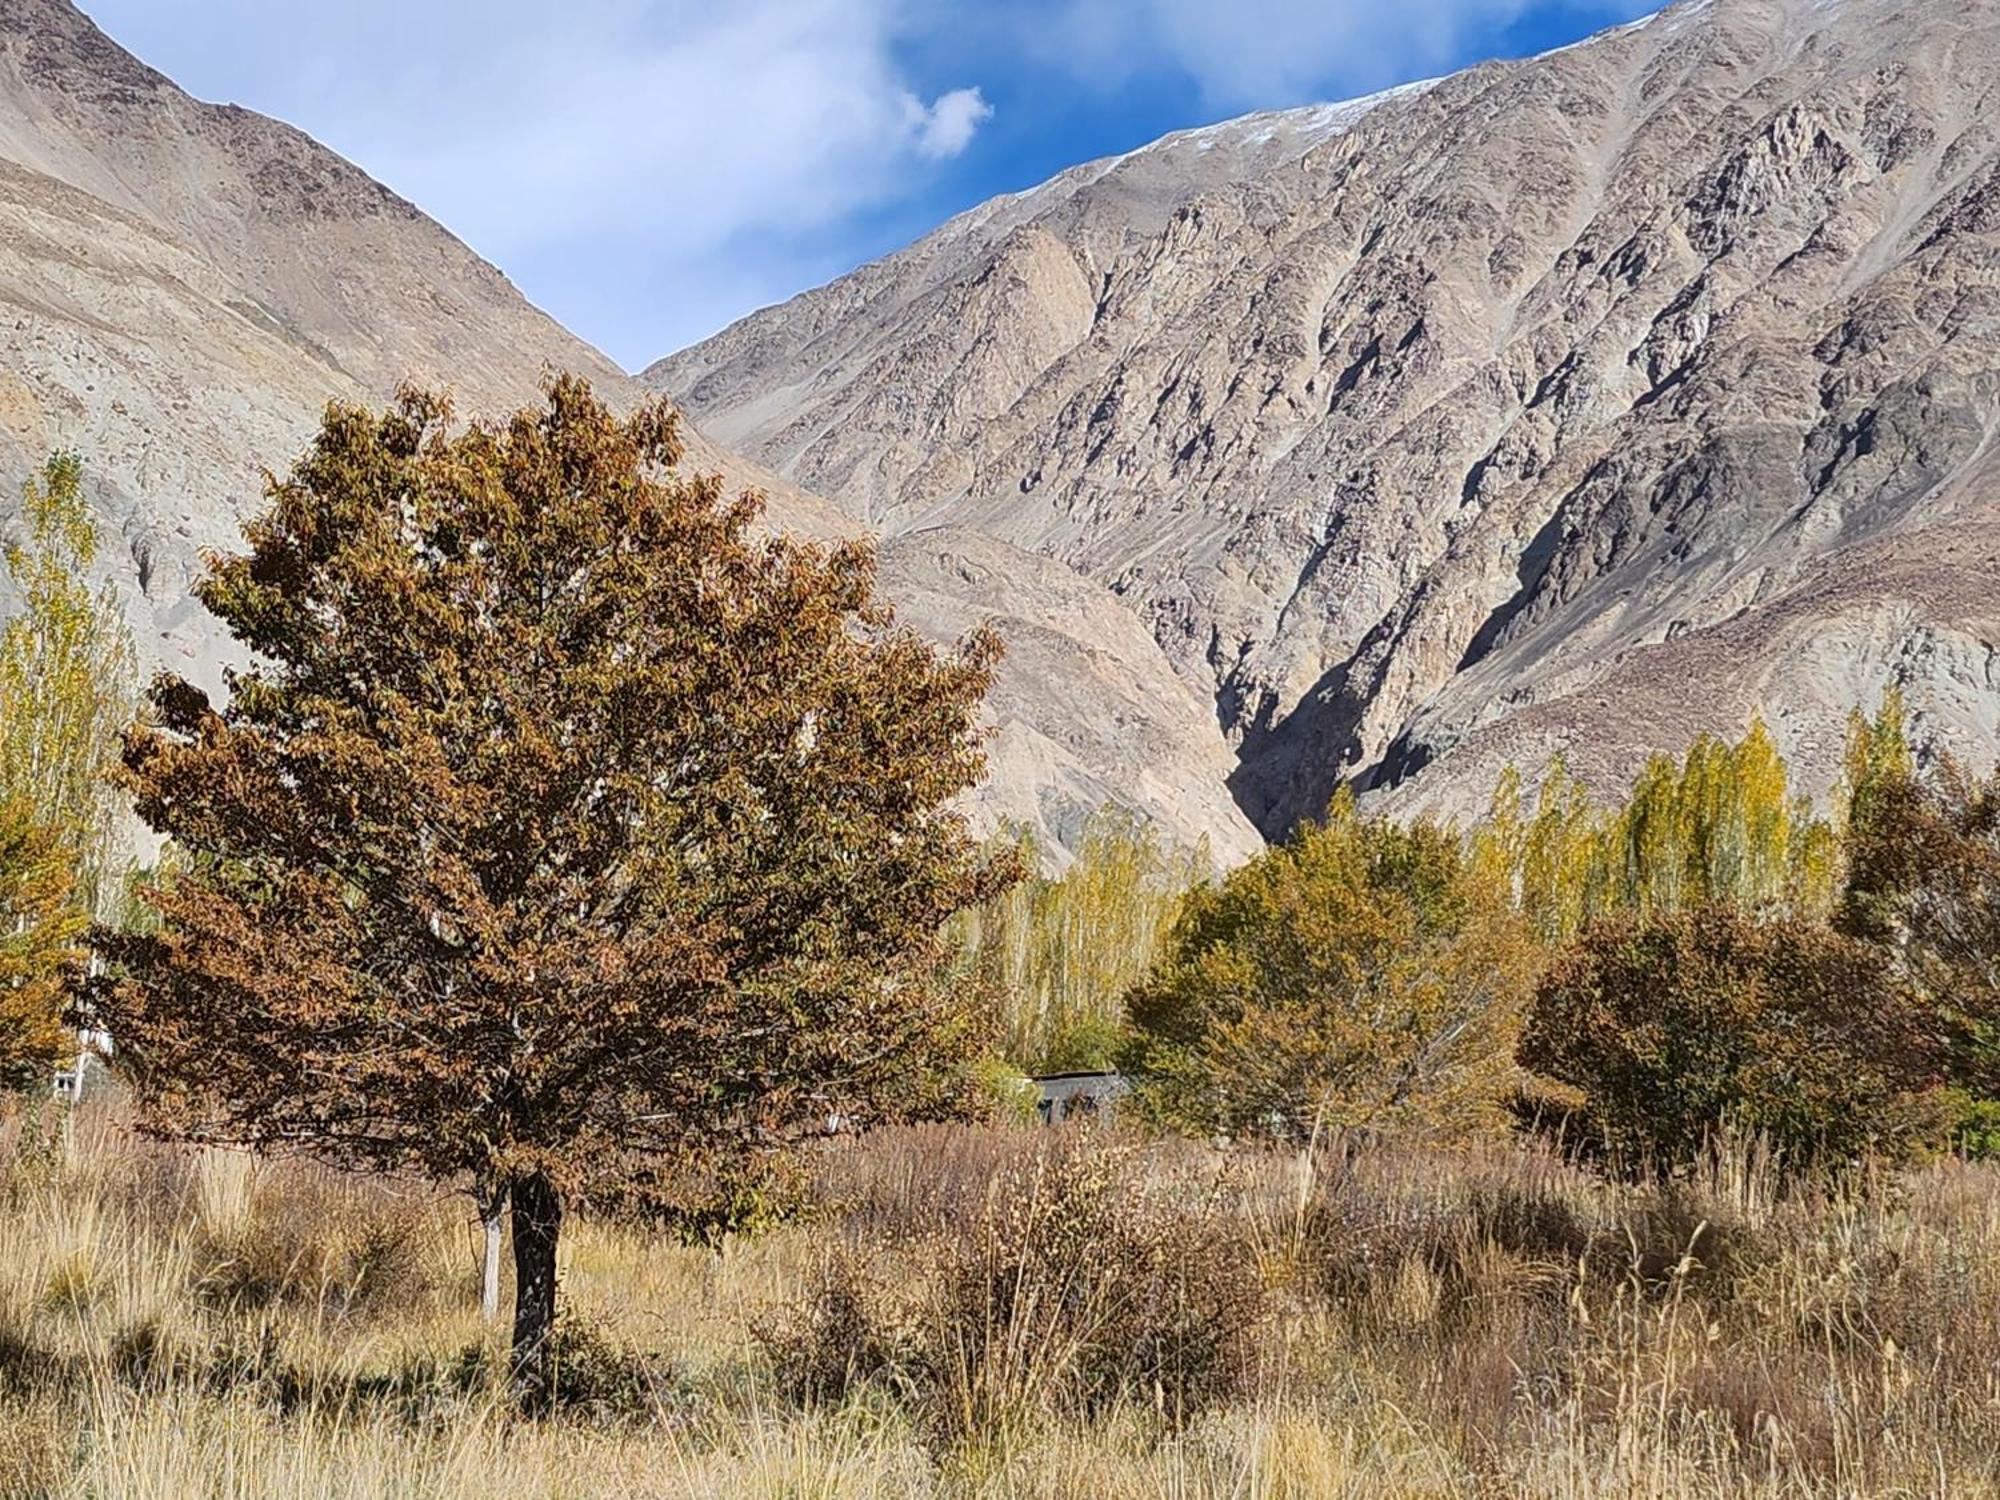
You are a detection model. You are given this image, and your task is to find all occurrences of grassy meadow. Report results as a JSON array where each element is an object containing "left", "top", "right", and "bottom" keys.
[{"left": 3, "top": 1099, "right": 1999, "bottom": 1499}]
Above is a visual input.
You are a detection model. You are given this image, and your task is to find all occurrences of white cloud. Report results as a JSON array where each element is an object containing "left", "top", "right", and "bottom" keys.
[
  {"left": 74, "top": 0, "right": 991, "bottom": 366},
  {"left": 908, "top": 87, "right": 994, "bottom": 160},
  {"left": 1032, "top": 0, "right": 1642, "bottom": 107}
]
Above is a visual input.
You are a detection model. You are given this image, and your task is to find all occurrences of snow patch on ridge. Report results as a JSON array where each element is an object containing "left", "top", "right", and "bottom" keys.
[{"left": 1127, "top": 76, "right": 1443, "bottom": 161}]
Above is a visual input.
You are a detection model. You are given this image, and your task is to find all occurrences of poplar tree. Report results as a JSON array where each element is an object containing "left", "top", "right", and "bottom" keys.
[
  {"left": 0, "top": 453, "right": 136, "bottom": 913},
  {"left": 953, "top": 808, "right": 1210, "bottom": 1071},
  {"left": 87, "top": 379, "right": 1008, "bottom": 1409},
  {"left": 0, "top": 454, "right": 133, "bottom": 1090},
  {"left": 1484, "top": 719, "right": 1841, "bottom": 941}
]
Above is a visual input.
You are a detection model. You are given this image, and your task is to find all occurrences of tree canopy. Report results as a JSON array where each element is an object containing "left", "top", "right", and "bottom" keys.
[
  {"left": 1521, "top": 906, "right": 1940, "bottom": 1170},
  {"left": 86, "top": 378, "right": 1010, "bottom": 1406},
  {"left": 952, "top": 807, "right": 1210, "bottom": 1073},
  {"left": 1837, "top": 699, "right": 2000, "bottom": 1108},
  {"left": 1122, "top": 791, "right": 1536, "bottom": 1144}
]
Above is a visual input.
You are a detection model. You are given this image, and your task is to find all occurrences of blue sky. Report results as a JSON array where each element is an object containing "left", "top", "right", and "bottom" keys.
[{"left": 78, "top": 0, "right": 1651, "bottom": 372}]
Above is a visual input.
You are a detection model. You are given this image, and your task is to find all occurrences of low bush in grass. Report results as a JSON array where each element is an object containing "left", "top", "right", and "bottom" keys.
[{"left": 762, "top": 1135, "right": 1268, "bottom": 1447}]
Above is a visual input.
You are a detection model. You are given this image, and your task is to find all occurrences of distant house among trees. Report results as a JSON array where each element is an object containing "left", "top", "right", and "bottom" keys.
[{"left": 1032, "top": 1070, "right": 1128, "bottom": 1125}]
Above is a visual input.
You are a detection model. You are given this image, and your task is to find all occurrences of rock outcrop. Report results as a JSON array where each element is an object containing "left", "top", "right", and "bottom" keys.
[{"left": 650, "top": 0, "right": 2000, "bottom": 829}]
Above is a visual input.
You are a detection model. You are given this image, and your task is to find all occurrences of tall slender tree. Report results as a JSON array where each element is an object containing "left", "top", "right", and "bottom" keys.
[
  {"left": 1482, "top": 719, "right": 1841, "bottom": 941},
  {"left": 0, "top": 453, "right": 136, "bottom": 915},
  {"left": 87, "top": 379, "right": 1009, "bottom": 1408},
  {"left": 0, "top": 454, "right": 133, "bottom": 1093},
  {"left": 952, "top": 807, "right": 1211, "bottom": 1071}
]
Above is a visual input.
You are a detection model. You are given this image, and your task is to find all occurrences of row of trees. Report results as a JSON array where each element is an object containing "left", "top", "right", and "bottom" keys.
[
  {"left": 1117, "top": 699, "right": 1998, "bottom": 1173},
  {"left": 1474, "top": 718, "right": 1844, "bottom": 939},
  {"left": 950, "top": 808, "right": 1209, "bottom": 1073}
]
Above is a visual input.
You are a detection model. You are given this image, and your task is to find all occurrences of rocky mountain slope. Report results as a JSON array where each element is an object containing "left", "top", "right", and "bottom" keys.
[
  {"left": 0, "top": 0, "right": 625, "bottom": 661},
  {"left": 0, "top": 0, "right": 1259, "bottom": 864},
  {"left": 650, "top": 0, "right": 2000, "bottom": 830}
]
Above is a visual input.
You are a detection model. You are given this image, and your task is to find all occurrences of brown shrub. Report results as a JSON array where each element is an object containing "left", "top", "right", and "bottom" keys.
[
  {"left": 764, "top": 1133, "right": 1269, "bottom": 1446},
  {"left": 755, "top": 1248, "right": 918, "bottom": 1407},
  {"left": 1522, "top": 908, "right": 1943, "bottom": 1174}
]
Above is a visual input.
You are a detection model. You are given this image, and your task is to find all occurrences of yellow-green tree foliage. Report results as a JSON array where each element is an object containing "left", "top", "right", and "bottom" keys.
[
  {"left": 1123, "top": 791, "right": 1537, "bottom": 1144},
  {"left": 0, "top": 455, "right": 131, "bottom": 1086},
  {"left": 953, "top": 807, "right": 1209, "bottom": 1072},
  {"left": 0, "top": 797, "right": 84, "bottom": 1091},
  {"left": 0, "top": 453, "right": 135, "bottom": 914},
  {"left": 1478, "top": 718, "right": 1840, "bottom": 941},
  {"left": 1840, "top": 688, "right": 1914, "bottom": 834}
]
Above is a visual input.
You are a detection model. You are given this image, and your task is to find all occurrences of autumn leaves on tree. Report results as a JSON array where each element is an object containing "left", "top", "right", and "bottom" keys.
[
  {"left": 0, "top": 805, "right": 83, "bottom": 1094},
  {"left": 86, "top": 379, "right": 1009, "bottom": 1407},
  {"left": 1123, "top": 792, "right": 1537, "bottom": 1145},
  {"left": 1112, "top": 703, "right": 1981, "bottom": 1171}
]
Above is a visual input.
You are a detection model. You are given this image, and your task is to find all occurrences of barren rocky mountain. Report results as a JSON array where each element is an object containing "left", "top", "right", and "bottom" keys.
[
  {"left": 0, "top": 0, "right": 1259, "bottom": 864},
  {"left": 651, "top": 0, "right": 2000, "bottom": 831}
]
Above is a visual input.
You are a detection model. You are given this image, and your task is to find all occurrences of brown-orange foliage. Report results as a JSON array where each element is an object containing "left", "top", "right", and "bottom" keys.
[
  {"left": 86, "top": 377, "right": 1010, "bottom": 1408},
  {"left": 1521, "top": 906, "right": 1941, "bottom": 1171},
  {"left": 1839, "top": 748, "right": 2000, "bottom": 1103}
]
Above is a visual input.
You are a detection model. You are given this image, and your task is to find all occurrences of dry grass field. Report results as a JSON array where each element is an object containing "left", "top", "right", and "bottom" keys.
[{"left": 3, "top": 1099, "right": 1999, "bottom": 1499}]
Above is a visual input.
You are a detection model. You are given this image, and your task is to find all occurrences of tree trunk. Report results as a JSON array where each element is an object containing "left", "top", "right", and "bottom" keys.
[
  {"left": 508, "top": 1172, "right": 562, "bottom": 1413},
  {"left": 478, "top": 1182, "right": 507, "bottom": 1323}
]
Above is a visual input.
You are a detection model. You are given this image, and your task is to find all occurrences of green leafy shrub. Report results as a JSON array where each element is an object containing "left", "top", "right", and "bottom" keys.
[
  {"left": 1123, "top": 791, "right": 1537, "bottom": 1144},
  {"left": 1943, "top": 1090, "right": 2000, "bottom": 1159}
]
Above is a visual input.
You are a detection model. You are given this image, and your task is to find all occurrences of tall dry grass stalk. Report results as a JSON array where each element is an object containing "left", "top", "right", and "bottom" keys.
[{"left": 4, "top": 1100, "right": 2000, "bottom": 1497}]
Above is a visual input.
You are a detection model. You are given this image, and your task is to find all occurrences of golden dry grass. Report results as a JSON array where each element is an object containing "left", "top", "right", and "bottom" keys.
[{"left": 3, "top": 1100, "right": 1999, "bottom": 1498}]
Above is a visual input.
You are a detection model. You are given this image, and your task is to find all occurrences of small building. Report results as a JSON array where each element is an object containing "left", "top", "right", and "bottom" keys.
[
  {"left": 51, "top": 1052, "right": 108, "bottom": 1104},
  {"left": 1031, "top": 1070, "right": 1129, "bottom": 1126}
]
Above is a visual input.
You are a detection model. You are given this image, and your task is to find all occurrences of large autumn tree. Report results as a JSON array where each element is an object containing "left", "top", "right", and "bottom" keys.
[{"left": 86, "top": 378, "right": 1008, "bottom": 1407}]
